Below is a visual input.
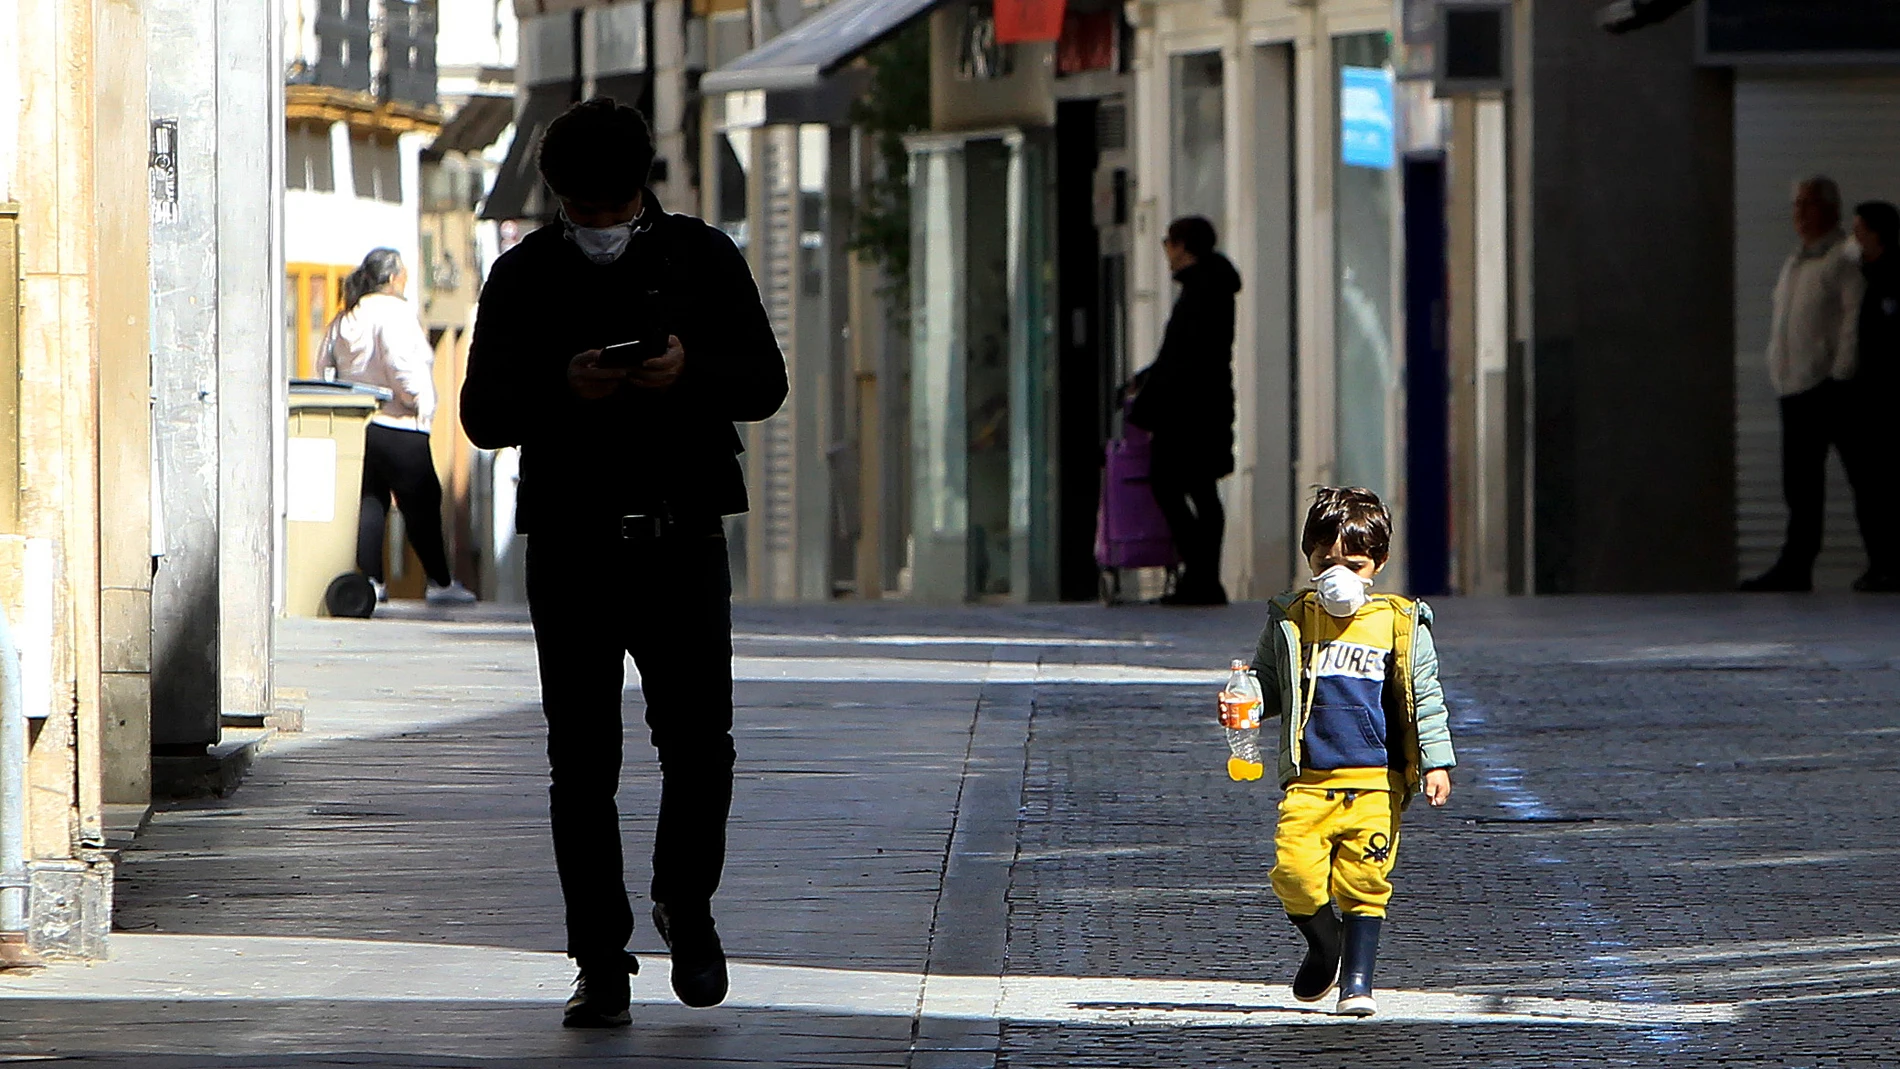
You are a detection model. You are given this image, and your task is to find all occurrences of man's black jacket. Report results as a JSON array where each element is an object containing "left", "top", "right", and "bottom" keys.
[
  {"left": 461, "top": 196, "right": 787, "bottom": 533},
  {"left": 1128, "top": 253, "right": 1241, "bottom": 479},
  {"left": 1858, "top": 256, "right": 1900, "bottom": 394}
]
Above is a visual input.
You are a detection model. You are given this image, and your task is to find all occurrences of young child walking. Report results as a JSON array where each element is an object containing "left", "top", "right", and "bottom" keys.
[{"left": 1245, "top": 487, "right": 1456, "bottom": 1017}]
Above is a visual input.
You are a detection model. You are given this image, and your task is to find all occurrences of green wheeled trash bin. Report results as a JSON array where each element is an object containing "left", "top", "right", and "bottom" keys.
[{"left": 285, "top": 381, "right": 383, "bottom": 617}]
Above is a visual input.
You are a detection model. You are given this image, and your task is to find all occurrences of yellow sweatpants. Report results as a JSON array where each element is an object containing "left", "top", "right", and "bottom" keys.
[{"left": 1269, "top": 785, "right": 1402, "bottom": 918}]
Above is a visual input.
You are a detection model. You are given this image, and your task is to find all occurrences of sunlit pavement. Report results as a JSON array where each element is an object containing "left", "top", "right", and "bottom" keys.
[{"left": 3, "top": 595, "right": 1897, "bottom": 1066}]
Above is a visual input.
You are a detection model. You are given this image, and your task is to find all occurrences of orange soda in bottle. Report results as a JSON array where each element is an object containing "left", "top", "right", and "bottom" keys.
[{"left": 1218, "top": 659, "right": 1265, "bottom": 781}]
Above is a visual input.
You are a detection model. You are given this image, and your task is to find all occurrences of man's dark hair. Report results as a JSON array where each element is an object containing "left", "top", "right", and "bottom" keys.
[
  {"left": 1857, "top": 200, "right": 1900, "bottom": 255},
  {"left": 1301, "top": 487, "right": 1392, "bottom": 565},
  {"left": 537, "top": 97, "right": 656, "bottom": 205},
  {"left": 1166, "top": 216, "right": 1218, "bottom": 258}
]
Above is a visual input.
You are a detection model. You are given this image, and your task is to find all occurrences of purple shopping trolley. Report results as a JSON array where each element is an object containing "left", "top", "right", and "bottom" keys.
[{"left": 1095, "top": 418, "right": 1179, "bottom": 604}]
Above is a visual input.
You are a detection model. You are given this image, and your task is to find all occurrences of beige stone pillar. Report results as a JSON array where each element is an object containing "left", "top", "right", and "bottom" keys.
[{"left": 95, "top": 0, "right": 154, "bottom": 810}]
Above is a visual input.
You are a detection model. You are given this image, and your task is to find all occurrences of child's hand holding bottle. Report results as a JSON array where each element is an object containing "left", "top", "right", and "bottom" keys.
[{"left": 1218, "top": 660, "right": 1265, "bottom": 782}]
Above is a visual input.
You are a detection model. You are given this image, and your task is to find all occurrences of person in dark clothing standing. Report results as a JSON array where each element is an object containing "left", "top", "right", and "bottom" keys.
[
  {"left": 460, "top": 98, "right": 787, "bottom": 1028},
  {"left": 1128, "top": 216, "right": 1241, "bottom": 606},
  {"left": 1850, "top": 200, "right": 1900, "bottom": 591}
]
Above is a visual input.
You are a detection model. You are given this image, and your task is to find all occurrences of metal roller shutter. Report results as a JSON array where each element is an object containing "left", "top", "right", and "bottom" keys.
[{"left": 1734, "top": 73, "right": 1900, "bottom": 589}]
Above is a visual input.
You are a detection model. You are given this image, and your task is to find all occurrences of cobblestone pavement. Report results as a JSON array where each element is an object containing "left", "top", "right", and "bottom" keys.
[
  {"left": 999, "top": 596, "right": 1900, "bottom": 1068},
  {"left": 0, "top": 595, "right": 1895, "bottom": 1067}
]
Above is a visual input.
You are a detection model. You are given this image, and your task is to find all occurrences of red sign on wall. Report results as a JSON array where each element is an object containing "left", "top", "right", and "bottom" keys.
[{"left": 993, "top": 0, "right": 1068, "bottom": 44}]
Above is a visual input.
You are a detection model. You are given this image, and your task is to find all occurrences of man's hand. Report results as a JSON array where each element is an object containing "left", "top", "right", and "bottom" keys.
[
  {"left": 568, "top": 349, "right": 630, "bottom": 400},
  {"left": 1423, "top": 768, "right": 1452, "bottom": 808},
  {"left": 629, "top": 335, "right": 685, "bottom": 391}
]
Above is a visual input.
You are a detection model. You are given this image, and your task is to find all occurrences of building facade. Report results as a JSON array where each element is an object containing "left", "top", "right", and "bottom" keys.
[{"left": 1, "top": 0, "right": 163, "bottom": 962}]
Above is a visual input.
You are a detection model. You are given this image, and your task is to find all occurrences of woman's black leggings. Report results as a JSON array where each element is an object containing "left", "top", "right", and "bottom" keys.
[{"left": 358, "top": 423, "right": 453, "bottom": 587}]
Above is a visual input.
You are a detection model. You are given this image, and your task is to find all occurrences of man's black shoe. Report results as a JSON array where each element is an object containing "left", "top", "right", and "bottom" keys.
[
  {"left": 1739, "top": 568, "right": 1812, "bottom": 593},
  {"left": 563, "top": 950, "right": 638, "bottom": 1028},
  {"left": 653, "top": 902, "right": 729, "bottom": 1008},
  {"left": 1854, "top": 569, "right": 1900, "bottom": 593},
  {"left": 1288, "top": 909, "right": 1342, "bottom": 1002}
]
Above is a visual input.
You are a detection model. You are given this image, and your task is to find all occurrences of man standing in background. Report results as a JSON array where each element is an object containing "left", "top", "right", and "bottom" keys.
[
  {"left": 1742, "top": 176, "right": 1872, "bottom": 593},
  {"left": 1847, "top": 199, "right": 1900, "bottom": 592}
]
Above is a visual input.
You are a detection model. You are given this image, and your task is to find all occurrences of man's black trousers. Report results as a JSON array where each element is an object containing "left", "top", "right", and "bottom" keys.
[
  {"left": 1774, "top": 381, "right": 1893, "bottom": 577},
  {"left": 526, "top": 527, "right": 735, "bottom": 962},
  {"left": 1149, "top": 464, "right": 1225, "bottom": 591}
]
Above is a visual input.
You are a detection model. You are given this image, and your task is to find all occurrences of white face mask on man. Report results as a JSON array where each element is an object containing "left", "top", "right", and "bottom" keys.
[
  {"left": 1313, "top": 564, "right": 1373, "bottom": 618},
  {"left": 565, "top": 218, "right": 635, "bottom": 264}
]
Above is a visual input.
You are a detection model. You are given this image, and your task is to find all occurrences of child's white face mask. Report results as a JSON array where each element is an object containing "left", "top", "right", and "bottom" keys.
[{"left": 1314, "top": 565, "right": 1372, "bottom": 618}]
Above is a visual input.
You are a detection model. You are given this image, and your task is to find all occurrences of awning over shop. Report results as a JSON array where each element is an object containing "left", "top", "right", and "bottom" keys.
[
  {"left": 698, "top": 0, "right": 945, "bottom": 94},
  {"left": 512, "top": 0, "right": 612, "bottom": 17},
  {"left": 428, "top": 94, "right": 516, "bottom": 158},
  {"left": 480, "top": 84, "right": 572, "bottom": 222}
]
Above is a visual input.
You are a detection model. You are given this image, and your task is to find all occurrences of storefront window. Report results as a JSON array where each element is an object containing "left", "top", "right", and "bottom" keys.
[
  {"left": 907, "top": 133, "right": 1056, "bottom": 601},
  {"left": 1170, "top": 51, "right": 1225, "bottom": 237},
  {"left": 1333, "top": 35, "right": 1397, "bottom": 494}
]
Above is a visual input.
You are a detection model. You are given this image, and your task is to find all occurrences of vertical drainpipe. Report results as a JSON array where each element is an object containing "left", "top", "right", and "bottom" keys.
[{"left": 0, "top": 600, "right": 26, "bottom": 932}]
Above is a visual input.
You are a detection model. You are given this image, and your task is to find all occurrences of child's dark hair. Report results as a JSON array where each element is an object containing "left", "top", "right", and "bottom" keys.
[
  {"left": 1301, "top": 487, "right": 1392, "bottom": 565},
  {"left": 537, "top": 97, "right": 656, "bottom": 205}
]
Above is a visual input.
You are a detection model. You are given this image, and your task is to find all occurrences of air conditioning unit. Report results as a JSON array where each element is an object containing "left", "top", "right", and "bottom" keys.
[{"left": 1435, "top": 0, "right": 1512, "bottom": 95}]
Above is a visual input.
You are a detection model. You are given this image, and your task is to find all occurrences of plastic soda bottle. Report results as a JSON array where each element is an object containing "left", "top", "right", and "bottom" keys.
[{"left": 1218, "top": 659, "right": 1265, "bottom": 782}]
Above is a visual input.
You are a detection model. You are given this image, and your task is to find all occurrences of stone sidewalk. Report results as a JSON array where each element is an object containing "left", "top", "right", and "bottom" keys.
[{"left": 0, "top": 595, "right": 1896, "bottom": 1066}]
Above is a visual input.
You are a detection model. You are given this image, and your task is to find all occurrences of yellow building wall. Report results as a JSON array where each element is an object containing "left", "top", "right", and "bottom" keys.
[{"left": 9, "top": 0, "right": 150, "bottom": 856}]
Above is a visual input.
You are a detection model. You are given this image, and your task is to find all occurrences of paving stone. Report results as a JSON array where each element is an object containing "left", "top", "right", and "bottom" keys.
[{"left": 2, "top": 595, "right": 1893, "bottom": 1066}]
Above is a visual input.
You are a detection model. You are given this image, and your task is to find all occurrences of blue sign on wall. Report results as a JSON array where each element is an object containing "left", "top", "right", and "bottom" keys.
[{"left": 1340, "top": 65, "right": 1396, "bottom": 170}]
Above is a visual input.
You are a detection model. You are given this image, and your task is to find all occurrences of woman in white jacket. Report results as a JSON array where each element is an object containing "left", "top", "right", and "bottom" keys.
[{"left": 317, "top": 248, "right": 476, "bottom": 605}]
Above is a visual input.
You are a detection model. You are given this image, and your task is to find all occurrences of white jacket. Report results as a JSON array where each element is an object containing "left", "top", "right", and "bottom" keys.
[
  {"left": 1766, "top": 232, "right": 1864, "bottom": 397},
  {"left": 315, "top": 292, "right": 438, "bottom": 432}
]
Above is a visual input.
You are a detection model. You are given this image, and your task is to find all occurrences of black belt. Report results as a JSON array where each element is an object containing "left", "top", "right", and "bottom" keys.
[{"left": 619, "top": 513, "right": 724, "bottom": 541}]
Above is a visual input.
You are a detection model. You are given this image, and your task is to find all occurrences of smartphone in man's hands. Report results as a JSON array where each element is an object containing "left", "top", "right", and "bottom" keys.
[{"left": 598, "top": 337, "right": 660, "bottom": 370}]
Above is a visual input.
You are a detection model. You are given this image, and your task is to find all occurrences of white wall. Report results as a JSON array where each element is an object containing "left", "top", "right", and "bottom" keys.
[
  {"left": 438, "top": 0, "right": 519, "bottom": 75},
  {"left": 285, "top": 126, "right": 425, "bottom": 306}
]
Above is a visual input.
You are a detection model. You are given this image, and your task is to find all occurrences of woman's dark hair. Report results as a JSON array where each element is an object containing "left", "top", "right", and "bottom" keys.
[
  {"left": 1856, "top": 200, "right": 1900, "bottom": 256},
  {"left": 342, "top": 247, "right": 403, "bottom": 312},
  {"left": 1301, "top": 487, "right": 1392, "bottom": 565},
  {"left": 537, "top": 97, "right": 656, "bottom": 205},
  {"left": 1166, "top": 216, "right": 1218, "bottom": 258}
]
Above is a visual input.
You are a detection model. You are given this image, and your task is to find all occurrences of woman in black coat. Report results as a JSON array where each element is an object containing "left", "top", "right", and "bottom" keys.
[{"left": 1128, "top": 216, "right": 1241, "bottom": 605}]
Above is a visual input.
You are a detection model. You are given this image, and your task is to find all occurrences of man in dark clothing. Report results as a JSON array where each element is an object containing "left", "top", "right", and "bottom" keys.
[
  {"left": 1741, "top": 176, "right": 1869, "bottom": 593},
  {"left": 1850, "top": 200, "right": 1900, "bottom": 591},
  {"left": 460, "top": 98, "right": 787, "bottom": 1027},
  {"left": 1129, "top": 216, "right": 1241, "bottom": 606}
]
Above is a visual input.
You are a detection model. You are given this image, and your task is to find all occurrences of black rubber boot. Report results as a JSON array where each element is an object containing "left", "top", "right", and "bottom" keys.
[
  {"left": 654, "top": 902, "right": 729, "bottom": 1008},
  {"left": 563, "top": 950, "right": 639, "bottom": 1028},
  {"left": 1288, "top": 909, "right": 1342, "bottom": 1002},
  {"left": 1335, "top": 914, "right": 1381, "bottom": 1017}
]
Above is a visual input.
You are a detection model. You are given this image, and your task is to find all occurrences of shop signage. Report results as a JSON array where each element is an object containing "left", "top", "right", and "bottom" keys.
[
  {"left": 1339, "top": 65, "right": 1396, "bottom": 170},
  {"left": 995, "top": 0, "right": 1067, "bottom": 43}
]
